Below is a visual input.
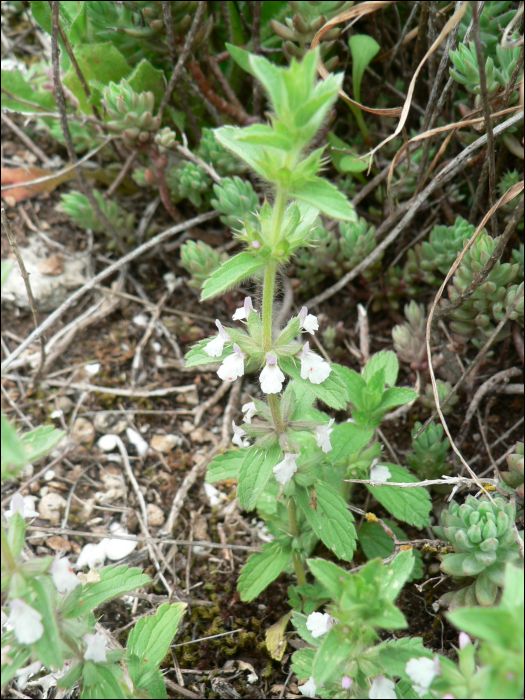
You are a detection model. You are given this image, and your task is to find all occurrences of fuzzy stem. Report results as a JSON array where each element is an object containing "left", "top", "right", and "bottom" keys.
[
  {"left": 262, "top": 262, "right": 276, "bottom": 352},
  {"left": 288, "top": 499, "right": 307, "bottom": 586},
  {"left": 268, "top": 393, "right": 284, "bottom": 433},
  {"left": 1, "top": 523, "right": 16, "bottom": 573}
]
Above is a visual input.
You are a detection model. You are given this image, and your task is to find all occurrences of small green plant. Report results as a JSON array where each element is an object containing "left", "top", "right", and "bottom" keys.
[
  {"left": 500, "top": 441, "right": 524, "bottom": 500},
  {"left": 392, "top": 301, "right": 428, "bottom": 371},
  {"left": 210, "top": 176, "right": 260, "bottom": 231},
  {"left": 434, "top": 495, "right": 521, "bottom": 608},
  {"left": 420, "top": 379, "right": 459, "bottom": 416},
  {"left": 406, "top": 421, "right": 452, "bottom": 482},
  {"left": 180, "top": 240, "right": 228, "bottom": 291}
]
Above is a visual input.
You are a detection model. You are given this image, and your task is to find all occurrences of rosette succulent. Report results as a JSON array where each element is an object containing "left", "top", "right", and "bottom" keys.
[
  {"left": 457, "top": 2, "right": 517, "bottom": 58},
  {"left": 180, "top": 240, "right": 227, "bottom": 291},
  {"left": 449, "top": 42, "right": 502, "bottom": 97},
  {"left": 392, "top": 301, "right": 427, "bottom": 371},
  {"left": 445, "top": 232, "right": 521, "bottom": 345},
  {"left": 500, "top": 441, "right": 524, "bottom": 500},
  {"left": 434, "top": 495, "right": 521, "bottom": 608},
  {"left": 103, "top": 79, "right": 161, "bottom": 148},
  {"left": 406, "top": 421, "right": 452, "bottom": 481},
  {"left": 166, "top": 161, "right": 211, "bottom": 208},
  {"left": 420, "top": 380, "right": 459, "bottom": 416},
  {"left": 339, "top": 216, "right": 382, "bottom": 281},
  {"left": 198, "top": 129, "right": 245, "bottom": 177},
  {"left": 210, "top": 177, "right": 259, "bottom": 230},
  {"left": 59, "top": 190, "right": 135, "bottom": 248}
]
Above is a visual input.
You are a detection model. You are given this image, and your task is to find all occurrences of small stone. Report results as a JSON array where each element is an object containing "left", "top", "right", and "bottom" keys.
[
  {"left": 180, "top": 420, "right": 194, "bottom": 435},
  {"left": 45, "top": 536, "right": 71, "bottom": 552},
  {"left": 38, "top": 254, "right": 64, "bottom": 276},
  {"left": 56, "top": 396, "right": 74, "bottom": 414},
  {"left": 190, "top": 427, "right": 213, "bottom": 444},
  {"left": 146, "top": 503, "right": 165, "bottom": 527},
  {"left": 38, "top": 493, "right": 67, "bottom": 525},
  {"left": 150, "top": 434, "right": 180, "bottom": 454},
  {"left": 71, "top": 418, "right": 95, "bottom": 445},
  {"left": 178, "top": 389, "right": 199, "bottom": 406}
]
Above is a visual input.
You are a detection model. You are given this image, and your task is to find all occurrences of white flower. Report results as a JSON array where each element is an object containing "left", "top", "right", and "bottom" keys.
[
  {"left": 232, "top": 420, "right": 250, "bottom": 448},
  {"left": 204, "top": 320, "right": 231, "bottom": 358},
  {"left": 83, "top": 632, "right": 107, "bottom": 663},
  {"left": 299, "top": 306, "right": 319, "bottom": 335},
  {"left": 204, "top": 483, "right": 224, "bottom": 507},
  {"left": 126, "top": 428, "right": 148, "bottom": 458},
  {"left": 6, "top": 493, "right": 39, "bottom": 519},
  {"left": 315, "top": 419, "right": 335, "bottom": 453},
  {"left": 260, "top": 355, "right": 285, "bottom": 394},
  {"left": 232, "top": 296, "right": 255, "bottom": 321},
  {"left": 218, "top": 344, "right": 247, "bottom": 382},
  {"left": 105, "top": 523, "right": 138, "bottom": 561},
  {"left": 406, "top": 656, "right": 440, "bottom": 697},
  {"left": 9, "top": 599, "right": 44, "bottom": 645},
  {"left": 299, "top": 676, "right": 317, "bottom": 698},
  {"left": 306, "top": 612, "right": 332, "bottom": 638},
  {"left": 242, "top": 401, "right": 257, "bottom": 423},
  {"left": 84, "top": 363, "right": 100, "bottom": 376},
  {"left": 370, "top": 462, "right": 391, "bottom": 482},
  {"left": 75, "top": 541, "right": 108, "bottom": 570},
  {"left": 300, "top": 343, "right": 331, "bottom": 384},
  {"left": 369, "top": 676, "right": 396, "bottom": 699},
  {"left": 273, "top": 453, "right": 299, "bottom": 485},
  {"left": 15, "top": 660, "right": 42, "bottom": 690},
  {"left": 51, "top": 556, "right": 81, "bottom": 593}
]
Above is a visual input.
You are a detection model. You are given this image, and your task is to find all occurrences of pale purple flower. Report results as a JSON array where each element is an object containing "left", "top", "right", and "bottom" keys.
[
  {"left": 370, "top": 461, "right": 391, "bottom": 482},
  {"left": 406, "top": 656, "right": 440, "bottom": 697},
  {"left": 315, "top": 419, "right": 335, "bottom": 453},
  {"left": 15, "top": 660, "right": 42, "bottom": 690},
  {"left": 299, "top": 307, "right": 319, "bottom": 335},
  {"left": 232, "top": 421, "right": 250, "bottom": 448},
  {"left": 242, "top": 401, "right": 257, "bottom": 423},
  {"left": 232, "top": 297, "right": 255, "bottom": 321},
  {"left": 369, "top": 676, "right": 396, "bottom": 699},
  {"left": 51, "top": 555, "right": 81, "bottom": 593},
  {"left": 217, "top": 344, "right": 247, "bottom": 382},
  {"left": 300, "top": 343, "right": 331, "bottom": 384},
  {"left": 458, "top": 632, "right": 471, "bottom": 649},
  {"left": 342, "top": 675, "right": 353, "bottom": 690},
  {"left": 273, "top": 452, "right": 299, "bottom": 485},
  {"left": 6, "top": 493, "right": 39, "bottom": 520},
  {"left": 9, "top": 599, "right": 44, "bottom": 645},
  {"left": 260, "top": 355, "right": 285, "bottom": 394},
  {"left": 306, "top": 612, "right": 332, "bottom": 638},
  {"left": 83, "top": 632, "right": 107, "bottom": 663},
  {"left": 299, "top": 676, "right": 317, "bottom": 698},
  {"left": 204, "top": 320, "right": 232, "bottom": 358}
]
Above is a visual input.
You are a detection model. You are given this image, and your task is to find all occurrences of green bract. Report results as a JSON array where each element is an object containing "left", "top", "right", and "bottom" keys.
[{"left": 434, "top": 495, "right": 521, "bottom": 608}]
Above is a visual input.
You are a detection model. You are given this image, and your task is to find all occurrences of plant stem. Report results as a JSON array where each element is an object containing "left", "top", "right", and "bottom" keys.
[
  {"left": 1, "top": 523, "right": 17, "bottom": 573},
  {"left": 268, "top": 393, "right": 284, "bottom": 433},
  {"left": 288, "top": 499, "right": 307, "bottom": 586},
  {"left": 262, "top": 262, "right": 276, "bottom": 352}
]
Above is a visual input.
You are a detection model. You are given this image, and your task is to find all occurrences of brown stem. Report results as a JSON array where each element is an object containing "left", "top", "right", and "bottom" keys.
[{"left": 149, "top": 149, "right": 184, "bottom": 223}]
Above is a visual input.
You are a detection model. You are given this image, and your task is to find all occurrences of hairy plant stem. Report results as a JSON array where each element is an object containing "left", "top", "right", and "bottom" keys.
[{"left": 288, "top": 499, "right": 307, "bottom": 586}]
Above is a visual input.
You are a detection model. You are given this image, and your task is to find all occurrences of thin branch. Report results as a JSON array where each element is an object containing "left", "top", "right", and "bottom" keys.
[
  {"left": 57, "top": 18, "right": 101, "bottom": 120},
  {"left": 345, "top": 476, "right": 499, "bottom": 489},
  {"left": 1, "top": 112, "right": 55, "bottom": 167}
]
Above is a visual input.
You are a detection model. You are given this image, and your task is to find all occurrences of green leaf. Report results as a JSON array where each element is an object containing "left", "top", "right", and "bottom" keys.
[
  {"left": 1, "top": 70, "right": 56, "bottom": 113},
  {"left": 63, "top": 43, "right": 130, "bottom": 115},
  {"left": 291, "top": 611, "right": 322, "bottom": 647},
  {"left": 306, "top": 558, "right": 352, "bottom": 600},
  {"left": 367, "top": 464, "right": 432, "bottom": 528},
  {"left": 290, "top": 177, "right": 357, "bottom": 221},
  {"left": 337, "top": 365, "right": 366, "bottom": 408},
  {"left": 349, "top": 35, "right": 381, "bottom": 103},
  {"left": 363, "top": 350, "right": 398, "bottom": 387},
  {"left": 185, "top": 338, "right": 232, "bottom": 369},
  {"left": 312, "top": 625, "right": 354, "bottom": 686},
  {"left": 326, "top": 133, "right": 368, "bottom": 174},
  {"left": 206, "top": 449, "right": 246, "bottom": 483},
  {"left": 296, "top": 484, "right": 357, "bottom": 562},
  {"left": 359, "top": 520, "right": 395, "bottom": 560},
  {"left": 1, "top": 414, "right": 28, "bottom": 479},
  {"left": 238, "top": 445, "right": 282, "bottom": 511},
  {"left": 127, "top": 59, "right": 165, "bottom": 115},
  {"left": 291, "top": 647, "right": 316, "bottom": 680},
  {"left": 82, "top": 661, "right": 126, "bottom": 699},
  {"left": 500, "top": 563, "right": 524, "bottom": 612},
  {"left": 377, "top": 637, "right": 433, "bottom": 678},
  {"left": 1, "top": 260, "right": 13, "bottom": 287},
  {"left": 329, "top": 422, "right": 374, "bottom": 464},
  {"left": 225, "top": 43, "right": 256, "bottom": 76},
  {"left": 32, "top": 578, "right": 64, "bottom": 669},
  {"left": 126, "top": 602, "right": 186, "bottom": 690},
  {"left": 8, "top": 513, "right": 27, "bottom": 559},
  {"left": 379, "top": 387, "right": 418, "bottom": 411},
  {"left": 201, "top": 252, "right": 267, "bottom": 301},
  {"left": 382, "top": 550, "right": 415, "bottom": 602},
  {"left": 0, "top": 645, "right": 31, "bottom": 691},
  {"left": 238, "top": 543, "right": 290, "bottom": 601},
  {"left": 21, "top": 425, "right": 65, "bottom": 463},
  {"left": 280, "top": 359, "right": 349, "bottom": 410},
  {"left": 288, "top": 381, "right": 316, "bottom": 420},
  {"left": 61, "top": 565, "right": 150, "bottom": 618}
]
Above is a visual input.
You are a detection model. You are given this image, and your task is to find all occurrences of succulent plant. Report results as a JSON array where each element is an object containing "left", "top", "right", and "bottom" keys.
[
  {"left": 434, "top": 495, "right": 521, "bottom": 608},
  {"left": 154, "top": 127, "right": 178, "bottom": 151},
  {"left": 125, "top": 1, "right": 213, "bottom": 47},
  {"left": 406, "top": 421, "right": 452, "bottom": 481},
  {"left": 198, "top": 129, "right": 245, "bottom": 177},
  {"left": 103, "top": 79, "right": 161, "bottom": 148},
  {"left": 420, "top": 379, "right": 459, "bottom": 416},
  {"left": 339, "top": 216, "right": 382, "bottom": 281},
  {"left": 392, "top": 301, "right": 428, "bottom": 371},
  {"left": 180, "top": 240, "right": 227, "bottom": 291},
  {"left": 500, "top": 441, "right": 524, "bottom": 500},
  {"left": 49, "top": 120, "right": 102, "bottom": 154},
  {"left": 449, "top": 42, "right": 502, "bottom": 97},
  {"left": 457, "top": 2, "right": 517, "bottom": 58},
  {"left": 59, "top": 190, "right": 135, "bottom": 248},
  {"left": 511, "top": 243, "right": 524, "bottom": 277},
  {"left": 445, "top": 232, "right": 521, "bottom": 345},
  {"left": 166, "top": 161, "right": 211, "bottom": 208},
  {"left": 293, "top": 223, "right": 344, "bottom": 293},
  {"left": 210, "top": 177, "right": 259, "bottom": 231},
  {"left": 271, "top": 1, "right": 354, "bottom": 70}
]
